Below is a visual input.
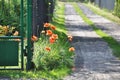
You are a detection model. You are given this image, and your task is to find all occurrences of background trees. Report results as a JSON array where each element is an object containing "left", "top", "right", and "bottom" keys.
[
  {"left": 0, "top": 0, "right": 21, "bottom": 26},
  {"left": 114, "top": 0, "right": 120, "bottom": 18}
]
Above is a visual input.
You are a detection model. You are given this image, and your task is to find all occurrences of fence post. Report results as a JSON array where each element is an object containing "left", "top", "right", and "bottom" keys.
[
  {"left": 26, "top": 0, "right": 33, "bottom": 70},
  {"left": 20, "top": 0, "right": 24, "bottom": 70},
  {"left": 32, "top": 0, "right": 49, "bottom": 37},
  {"left": 32, "top": 0, "right": 37, "bottom": 36}
]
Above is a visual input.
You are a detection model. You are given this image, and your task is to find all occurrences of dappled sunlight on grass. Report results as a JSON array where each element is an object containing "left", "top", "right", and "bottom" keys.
[
  {"left": 0, "top": 68, "right": 71, "bottom": 79},
  {"left": 52, "top": 2, "right": 67, "bottom": 33}
]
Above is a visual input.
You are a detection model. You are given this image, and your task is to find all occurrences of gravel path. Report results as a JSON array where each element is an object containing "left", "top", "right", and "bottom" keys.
[
  {"left": 63, "top": 3, "right": 120, "bottom": 80},
  {"left": 78, "top": 3, "right": 120, "bottom": 43}
]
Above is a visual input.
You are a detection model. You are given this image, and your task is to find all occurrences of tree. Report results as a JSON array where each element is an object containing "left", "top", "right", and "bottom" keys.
[{"left": 114, "top": 0, "right": 120, "bottom": 17}]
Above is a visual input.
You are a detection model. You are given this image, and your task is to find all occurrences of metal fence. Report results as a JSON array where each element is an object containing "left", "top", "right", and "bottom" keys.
[
  {"left": 95, "top": 0, "right": 115, "bottom": 11},
  {"left": 0, "top": 0, "right": 24, "bottom": 70},
  {"left": 0, "top": 0, "right": 56, "bottom": 70}
]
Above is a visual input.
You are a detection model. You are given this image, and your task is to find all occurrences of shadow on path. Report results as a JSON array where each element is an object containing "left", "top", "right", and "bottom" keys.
[
  {"left": 64, "top": 3, "right": 120, "bottom": 80},
  {"left": 78, "top": 3, "right": 120, "bottom": 43}
]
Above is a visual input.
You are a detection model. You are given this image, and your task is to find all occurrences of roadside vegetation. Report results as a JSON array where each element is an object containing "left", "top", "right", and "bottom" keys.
[{"left": 0, "top": 1, "right": 74, "bottom": 80}]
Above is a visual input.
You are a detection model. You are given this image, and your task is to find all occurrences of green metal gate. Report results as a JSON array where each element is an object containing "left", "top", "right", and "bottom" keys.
[
  {"left": 0, "top": 0, "right": 56, "bottom": 70},
  {"left": 0, "top": 0, "right": 35, "bottom": 70},
  {"left": 0, "top": 0, "right": 24, "bottom": 70}
]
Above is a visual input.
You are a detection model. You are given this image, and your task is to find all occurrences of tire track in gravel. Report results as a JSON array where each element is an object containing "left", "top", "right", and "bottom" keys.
[{"left": 78, "top": 3, "right": 120, "bottom": 43}]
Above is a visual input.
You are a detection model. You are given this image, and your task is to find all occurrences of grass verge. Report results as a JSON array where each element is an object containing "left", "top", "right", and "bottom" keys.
[
  {"left": 72, "top": 2, "right": 120, "bottom": 58},
  {"left": 0, "top": 1, "right": 73, "bottom": 80},
  {"left": 84, "top": 2, "right": 120, "bottom": 24},
  {"left": 0, "top": 67, "right": 70, "bottom": 79}
]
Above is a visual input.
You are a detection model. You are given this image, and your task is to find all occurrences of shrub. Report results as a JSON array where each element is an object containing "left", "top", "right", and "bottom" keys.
[{"left": 32, "top": 23, "right": 75, "bottom": 70}]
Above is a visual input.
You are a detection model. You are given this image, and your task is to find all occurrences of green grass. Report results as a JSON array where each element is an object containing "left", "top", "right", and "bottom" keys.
[
  {"left": 0, "top": 67, "right": 70, "bottom": 79},
  {"left": 52, "top": 2, "right": 67, "bottom": 34},
  {"left": 72, "top": 2, "right": 120, "bottom": 58},
  {"left": 84, "top": 2, "right": 120, "bottom": 24},
  {"left": 0, "top": 1, "right": 73, "bottom": 80}
]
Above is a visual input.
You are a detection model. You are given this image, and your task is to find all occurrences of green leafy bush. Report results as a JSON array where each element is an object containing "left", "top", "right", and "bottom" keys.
[
  {"left": 32, "top": 23, "right": 75, "bottom": 70},
  {"left": 0, "top": 0, "right": 27, "bottom": 32},
  {"left": 0, "top": 0, "right": 20, "bottom": 26}
]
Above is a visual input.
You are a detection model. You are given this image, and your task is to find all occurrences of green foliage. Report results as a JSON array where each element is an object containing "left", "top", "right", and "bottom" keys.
[
  {"left": 0, "top": 0, "right": 27, "bottom": 29},
  {"left": 32, "top": 24, "right": 74, "bottom": 70},
  {"left": 0, "top": 67, "right": 71, "bottom": 79},
  {"left": 33, "top": 36, "right": 74, "bottom": 70},
  {"left": 114, "top": 0, "right": 120, "bottom": 18},
  {"left": 0, "top": 1, "right": 73, "bottom": 79},
  {"left": 0, "top": 25, "right": 16, "bottom": 36},
  {"left": 32, "top": 1, "right": 75, "bottom": 70},
  {"left": 52, "top": 1, "right": 67, "bottom": 33},
  {"left": 0, "top": 0, "right": 20, "bottom": 26}
]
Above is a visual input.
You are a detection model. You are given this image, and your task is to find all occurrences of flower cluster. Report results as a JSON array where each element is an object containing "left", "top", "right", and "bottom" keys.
[
  {"left": 0, "top": 25, "right": 20, "bottom": 36},
  {"left": 31, "top": 22, "right": 75, "bottom": 52},
  {"left": 0, "top": 25, "right": 20, "bottom": 41},
  {"left": 43, "top": 22, "right": 75, "bottom": 52},
  {"left": 32, "top": 22, "right": 75, "bottom": 70},
  {"left": 43, "top": 23, "right": 58, "bottom": 51},
  {"left": 0, "top": 25, "right": 15, "bottom": 36}
]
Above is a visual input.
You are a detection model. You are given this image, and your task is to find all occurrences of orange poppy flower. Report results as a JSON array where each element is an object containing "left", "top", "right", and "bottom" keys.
[
  {"left": 68, "top": 35, "right": 73, "bottom": 41},
  {"left": 31, "top": 35, "right": 38, "bottom": 42},
  {"left": 69, "top": 47, "right": 75, "bottom": 52},
  {"left": 49, "top": 36, "right": 55, "bottom": 43},
  {"left": 44, "top": 23, "right": 50, "bottom": 28},
  {"left": 46, "top": 30, "right": 53, "bottom": 36},
  {"left": 51, "top": 34, "right": 58, "bottom": 40},
  {"left": 13, "top": 31, "right": 19, "bottom": 36},
  {"left": 50, "top": 25, "right": 56, "bottom": 30},
  {"left": 45, "top": 47, "right": 51, "bottom": 51}
]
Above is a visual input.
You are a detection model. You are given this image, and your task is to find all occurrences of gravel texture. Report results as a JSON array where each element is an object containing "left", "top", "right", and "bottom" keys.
[
  {"left": 78, "top": 3, "right": 120, "bottom": 43},
  {"left": 0, "top": 77, "right": 10, "bottom": 80},
  {"left": 63, "top": 3, "right": 120, "bottom": 80}
]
